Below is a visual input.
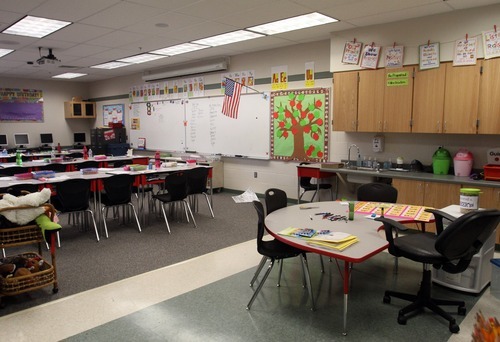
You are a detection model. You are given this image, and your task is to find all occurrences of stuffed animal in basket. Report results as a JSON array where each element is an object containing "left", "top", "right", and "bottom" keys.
[
  {"left": 0, "top": 255, "right": 45, "bottom": 278},
  {"left": 0, "top": 188, "right": 51, "bottom": 225}
]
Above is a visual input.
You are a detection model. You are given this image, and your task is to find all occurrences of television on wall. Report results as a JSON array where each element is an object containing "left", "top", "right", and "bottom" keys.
[
  {"left": 73, "top": 132, "right": 86, "bottom": 145},
  {"left": 14, "top": 133, "right": 30, "bottom": 148},
  {"left": 40, "top": 133, "right": 53, "bottom": 145}
]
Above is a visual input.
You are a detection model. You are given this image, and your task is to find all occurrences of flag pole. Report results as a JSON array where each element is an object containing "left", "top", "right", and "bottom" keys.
[{"left": 224, "top": 77, "right": 268, "bottom": 99}]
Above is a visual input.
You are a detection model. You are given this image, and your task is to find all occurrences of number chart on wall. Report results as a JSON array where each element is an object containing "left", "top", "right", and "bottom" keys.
[{"left": 129, "top": 93, "right": 270, "bottom": 159}]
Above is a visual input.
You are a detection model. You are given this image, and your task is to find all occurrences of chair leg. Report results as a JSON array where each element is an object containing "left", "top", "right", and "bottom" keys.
[
  {"left": 87, "top": 209, "right": 101, "bottom": 241},
  {"left": 246, "top": 259, "right": 275, "bottom": 310},
  {"left": 300, "top": 254, "right": 316, "bottom": 311},
  {"left": 277, "top": 259, "right": 284, "bottom": 287},
  {"left": 160, "top": 204, "right": 171, "bottom": 234},
  {"left": 203, "top": 192, "right": 215, "bottom": 218},
  {"left": 250, "top": 256, "right": 268, "bottom": 287},
  {"left": 319, "top": 255, "right": 325, "bottom": 273},
  {"left": 127, "top": 202, "right": 142, "bottom": 233},
  {"left": 183, "top": 200, "right": 197, "bottom": 228},
  {"left": 100, "top": 208, "right": 109, "bottom": 239}
]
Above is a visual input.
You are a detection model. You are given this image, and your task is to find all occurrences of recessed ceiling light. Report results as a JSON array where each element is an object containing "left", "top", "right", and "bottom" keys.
[
  {"left": 0, "top": 48, "right": 14, "bottom": 58},
  {"left": 52, "top": 73, "right": 87, "bottom": 79},
  {"left": 2, "top": 15, "right": 72, "bottom": 38},
  {"left": 192, "top": 30, "right": 264, "bottom": 47},
  {"left": 91, "top": 61, "right": 131, "bottom": 69},
  {"left": 151, "top": 43, "right": 209, "bottom": 56},
  {"left": 117, "top": 53, "right": 167, "bottom": 64},
  {"left": 247, "top": 12, "right": 338, "bottom": 35}
]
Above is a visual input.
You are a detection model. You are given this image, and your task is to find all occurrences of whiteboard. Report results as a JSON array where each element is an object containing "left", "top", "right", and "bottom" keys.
[{"left": 129, "top": 93, "right": 270, "bottom": 159}]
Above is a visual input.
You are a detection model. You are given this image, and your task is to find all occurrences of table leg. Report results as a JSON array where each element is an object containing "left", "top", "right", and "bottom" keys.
[
  {"left": 343, "top": 261, "right": 350, "bottom": 336},
  {"left": 297, "top": 177, "right": 301, "bottom": 204}
]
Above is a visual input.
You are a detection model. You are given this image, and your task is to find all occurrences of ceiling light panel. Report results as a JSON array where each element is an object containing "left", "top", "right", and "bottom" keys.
[
  {"left": 247, "top": 12, "right": 338, "bottom": 35},
  {"left": 0, "top": 49, "right": 14, "bottom": 58},
  {"left": 192, "top": 30, "right": 264, "bottom": 47},
  {"left": 151, "top": 43, "right": 209, "bottom": 56},
  {"left": 2, "top": 15, "right": 72, "bottom": 38},
  {"left": 52, "top": 73, "right": 87, "bottom": 79},
  {"left": 117, "top": 53, "right": 167, "bottom": 64},
  {"left": 91, "top": 61, "right": 131, "bottom": 69}
]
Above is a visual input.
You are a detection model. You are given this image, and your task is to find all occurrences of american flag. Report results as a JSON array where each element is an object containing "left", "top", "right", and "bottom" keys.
[{"left": 222, "top": 78, "right": 242, "bottom": 119}]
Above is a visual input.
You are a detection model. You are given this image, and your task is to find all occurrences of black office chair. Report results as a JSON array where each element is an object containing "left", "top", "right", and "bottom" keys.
[
  {"left": 100, "top": 174, "right": 141, "bottom": 237},
  {"left": 247, "top": 200, "right": 315, "bottom": 310},
  {"left": 152, "top": 171, "right": 196, "bottom": 234},
  {"left": 51, "top": 178, "right": 100, "bottom": 242},
  {"left": 298, "top": 162, "right": 333, "bottom": 203},
  {"left": 186, "top": 167, "right": 214, "bottom": 218},
  {"left": 356, "top": 182, "right": 398, "bottom": 203},
  {"left": 376, "top": 209, "right": 500, "bottom": 333}
]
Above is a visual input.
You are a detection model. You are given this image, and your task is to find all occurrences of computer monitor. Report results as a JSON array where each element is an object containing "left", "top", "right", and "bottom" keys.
[
  {"left": 0, "top": 134, "right": 7, "bottom": 147},
  {"left": 14, "top": 133, "right": 30, "bottom": 148},
  {"left": 73, "top": 132, "right": 86, "bottom": 146},
  {"left": 40, "top": 133, "right": 53, "bottom": 146}
]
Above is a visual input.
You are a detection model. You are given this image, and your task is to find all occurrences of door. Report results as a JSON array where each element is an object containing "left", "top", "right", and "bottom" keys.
[
  {"left": 443, "top": 62, "right": 480, "bottom": 134},
  {"left": 383, "top": 66, "right": 414, "bottom": 132},
  {"left": 357, "top": 69, "right": 385, "bottom": 132},
  {"left": 333, "top": 71, "right": 358, "bottom": 132},
  {"left": 412, "top": 64, "right": 446, "bottom": 133},
  {"left": 478, "top": 58, "right": 500, "bottom": 134}
]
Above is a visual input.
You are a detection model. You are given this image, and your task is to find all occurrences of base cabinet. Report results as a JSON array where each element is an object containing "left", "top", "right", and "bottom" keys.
[{"left": 392, "top": 179, "right": 460, "bottom": 233}]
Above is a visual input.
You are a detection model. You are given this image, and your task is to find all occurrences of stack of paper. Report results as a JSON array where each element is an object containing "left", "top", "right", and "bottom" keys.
[
  {"left": 308, "top": 230, "right": 358, "bottom": 251},
  {"left": 278, "top": 228, "right": 358, "bottom": 251}
]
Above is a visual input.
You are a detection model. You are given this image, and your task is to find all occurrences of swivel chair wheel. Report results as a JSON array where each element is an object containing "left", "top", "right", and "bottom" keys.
[
  {"left": 383, "top": 295, "right": 391, "bottom": 304},
  {"left": 449, "top": 322, "right": 460, "bottom": 333},
  {"left": 458, "top": 305, "right": 466, "bottom": 316},
  {"left": 397, "top": 313, "right": 407, "bottom": 325},
  {"left": 52, "top": 288, "right": 59, "bottom": 294}
]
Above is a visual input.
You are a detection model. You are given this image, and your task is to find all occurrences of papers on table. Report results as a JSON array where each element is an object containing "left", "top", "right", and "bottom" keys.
[{"left": 278, "top": 227, "right": 359, "bottom": 251}]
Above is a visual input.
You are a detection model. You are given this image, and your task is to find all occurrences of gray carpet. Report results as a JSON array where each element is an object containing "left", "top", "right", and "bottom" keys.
[
  {"left": 62, "top": 252, "right": 481, "bottom": 342},
  {"left": 0, "top": 191, "right": 258, "bottom": 316}
]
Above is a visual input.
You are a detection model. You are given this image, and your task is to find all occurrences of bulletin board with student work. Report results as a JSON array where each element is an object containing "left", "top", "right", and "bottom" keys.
[{"left": 129, "top": 93, "right": 271, "bottom": 159}]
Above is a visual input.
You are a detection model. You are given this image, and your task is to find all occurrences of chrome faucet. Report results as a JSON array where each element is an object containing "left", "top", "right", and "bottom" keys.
[{"left": 346, "top": 144, "right": 360, "bottom": 169}]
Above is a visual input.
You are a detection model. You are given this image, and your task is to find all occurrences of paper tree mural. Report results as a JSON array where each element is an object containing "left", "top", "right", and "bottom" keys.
[{"left": 271, "top": 88, "right": 329, "bottom": 162}]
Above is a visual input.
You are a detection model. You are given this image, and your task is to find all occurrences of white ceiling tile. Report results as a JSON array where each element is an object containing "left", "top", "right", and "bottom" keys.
[{"left": 79, "top": 2, "right": 167, "bottom": 29}]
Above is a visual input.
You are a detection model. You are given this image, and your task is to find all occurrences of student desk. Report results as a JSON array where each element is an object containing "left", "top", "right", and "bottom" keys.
[
  {"left": 264, "top": 201, "right": 389, "bottom": 336},
  {"left": 0, "top": 155, "right": 149, "bottom": 172},
  {"left": 296, "top": 163, "right": 338, "bottom": 203}
]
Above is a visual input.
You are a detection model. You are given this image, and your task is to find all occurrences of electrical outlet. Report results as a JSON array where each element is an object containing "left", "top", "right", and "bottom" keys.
[{"left": 254, "top": 172, "right": 258, "bottom": 178}]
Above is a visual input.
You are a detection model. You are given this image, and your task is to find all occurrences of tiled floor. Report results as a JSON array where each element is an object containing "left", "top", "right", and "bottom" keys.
[{"left": 1, "top": 240, "right": 498, "bottom": 342}]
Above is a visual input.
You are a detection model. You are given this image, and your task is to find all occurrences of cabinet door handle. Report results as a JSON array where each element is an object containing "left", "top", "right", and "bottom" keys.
[{"left": 436, "top": 120, "right": 440, "bottom": 132}]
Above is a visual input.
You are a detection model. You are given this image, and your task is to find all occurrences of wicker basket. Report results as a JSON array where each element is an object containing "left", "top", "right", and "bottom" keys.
[
  {"left": 0, "top": 252, "right": 55, "bottom": 296},
  {"left": 0, "top": 224, "right": 44, "bottom": 248}
]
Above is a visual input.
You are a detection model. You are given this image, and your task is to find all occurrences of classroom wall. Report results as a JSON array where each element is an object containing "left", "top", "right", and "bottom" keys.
[
  {"left": 89, "top": 4, "right": 499, "bottom": 200},
  {"left": 0, "top": 78, "right": 91, "bottom": 147}
]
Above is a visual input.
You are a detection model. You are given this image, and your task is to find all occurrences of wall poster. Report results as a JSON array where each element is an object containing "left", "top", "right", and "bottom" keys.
[
  {"left": 103, "top": 103, "right": 125, "bottom": 126},
  {"left": 0, "top": 88, "right": 44, "bottom": 122},
  {"left": 271, "top": 88, "right": 329, "bottom": 162}
]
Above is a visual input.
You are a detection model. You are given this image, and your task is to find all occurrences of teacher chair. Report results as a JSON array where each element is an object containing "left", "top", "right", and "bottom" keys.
[
  {"left": 376, "top": 208, "right": 500, "bottom": 333},
  {"left": 246, "top": 200, "right": 315, "bottom": 311}
]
